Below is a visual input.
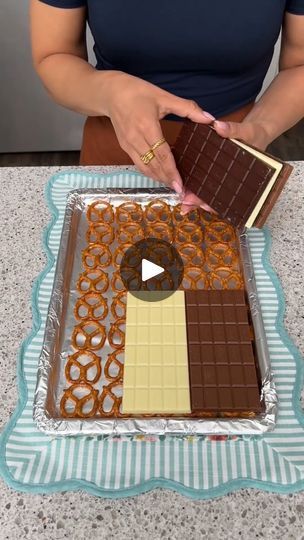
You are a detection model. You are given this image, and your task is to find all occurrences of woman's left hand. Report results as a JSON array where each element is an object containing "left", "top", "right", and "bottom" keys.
[{"left": 180, "top": 119, "right": 271, "bottom": 214}]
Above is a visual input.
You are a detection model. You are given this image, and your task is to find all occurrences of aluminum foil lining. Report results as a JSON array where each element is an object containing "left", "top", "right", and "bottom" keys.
[{"left": 33, "top": 189, "right": 278, "bottom": 436}]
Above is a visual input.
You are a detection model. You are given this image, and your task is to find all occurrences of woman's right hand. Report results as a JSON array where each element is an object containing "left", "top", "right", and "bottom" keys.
[{"left": 102, "top": 71, "right": 215, "bottom": 194}]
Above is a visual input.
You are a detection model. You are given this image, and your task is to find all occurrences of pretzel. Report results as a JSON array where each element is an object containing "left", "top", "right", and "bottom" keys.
[
  {"left": 147, "top": 222, "right": 173, "bottom": 243},
  {"left": 60, "top": 383, "right": 99, "bottom": 418},
  {"left": 104, "top": 349, "right": 124, "bottom": 382},
  {"left": 74, "top": 292, "right": 108, "bottom": 321},
  {"left": 149, "top": 241, "right": 176, "bottom": 267},
  {"left": 198, "top": 208, "right": 217, "bottom": 226},
  {"left": 86, "top": 222, "right": 114, "bottom": 245},
  {"left": 178, "top": 243, "right": 205, "bottom": 268},
  {"left": 65, "top": 351, "right": 101, "bottom": 384},
  {"left": 111, "top": 270, "right": 126, "bottom": 293},
  {"left": 116, "top": 201, "right": 143, "bottom": 223},
  {"left": 145, "top": 200, "right": 171, "bottom": 223},
  {"left": 175, "top": 223, "right": 203, "bottom": 244},
  {"left": 181, "top": 266, "right": 209, "bottom": 290},
  {"left": 76, "top": 269, "right": 109, "bottom": 294},
  {"left": 72, "top": 320, "right": 106, "bottom": 350},
  {"left": 113, "top": 267, "right": 142, "bottom": 291},
  {"left": 111, "top": 291, "right": 127, "bottom": 319},
  {"left": 144, "top": 270, "right": 174, "bottom": 291},
  {"left": 108, "top": 318, "right": 125, "bottom": 349},
  {"left": 122, "top": 244, "right": 142, "bottom": 268},
  {"left": 87, "top": 200, "right": 114, "bottom": 224},
  {"left": 116, "top": 223, "right": 144, "bottom": 244},
  {"left": 205, "top": 242, "right": 239, "bottom": 269},
  {"left": 205, "top": 220, "right": 236, "bottom": 244},
  {"left": 82, "top": 243, "right": 112, "bottom": 270},
  {"left": 172, "top": 204, "right": 200, "bottom": 225},
  {"left": 98, "top": 381, "right": 122, "bottom": 417},
  {"left": 113, "top": 243, "right": 133, "bottom": 268},
  {"left": 209, "top": 267, "right": 244, "bottom": 289},
  {"left": 125, "top": 268, "right": 142, "bottom": 290}
]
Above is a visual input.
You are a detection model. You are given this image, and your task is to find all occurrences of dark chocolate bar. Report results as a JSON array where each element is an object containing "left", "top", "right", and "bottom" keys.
[
  {"left": 185, "top": 289, "right": 262, "bottom": 415},
  {"left": 173, "top": 122, "right": 293, "bottom": 229}
]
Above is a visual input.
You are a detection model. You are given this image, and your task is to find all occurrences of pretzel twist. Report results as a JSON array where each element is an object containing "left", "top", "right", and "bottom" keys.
[
  {"left": 198, "top": 208, "right": 217, "bottom": 226},
  {"left": 74, "top": 292, "right": 108, "bottom": 321},
  {"left": 147, "top": 222, "right": 173, "bottom": 243},
  {"left": 98, "top": 381, "right": 122, "bottom": 417},
  {"left": 112, "top": 267, "right": 142, "bottom": 291},
  {"left": 86, "top": 222, "right": 114, "bottom": 245},
  {"left": 72, "top": 320, "right": 106, "bottom": 350},
  {"left": 111, "top": 291, "right": 127, "bottom": 319},
  {"left": 145, "top": 200, "right": 172, "bottom": 223},
  {"left": 209, "top": 267, "right": 244, "bottom": 289},
  {"left": 76, "top": 269, "right": 109, "bottom": 294},
  {"left": 205, "top": 242, "right": 238, "bottom": 269},
  {"left": 116, "top": 223, "right": 144, "bottom": 244},
  {"left": 182, "top": 266, "right": 209, "bottom": 290},
  {"left": 65, "top": 351, "right": 101, "bottom": 384},
  {"left": 113, "top": 243, "right": 133, "bottom": 268},
  {"left": 116, "top": 202, "right": 143, "bottom": 223},
  {"left": 172, "top": 204, "right": 200, "bottom": 224},
  {"left": 178, "top": 242, "right": 205, "bottom": 268},
  {"left": 60, "top": 382, "right": 99, "bottom": 418},
  {"left": 205, "top": 220, "right": 237, "bottom": 244},
  {"left": 82, "top": 243, "right": 112, "bottom": 270},
  {"left": 104, "top": 350, "right": 124, "bottom": 382},
  {"left": 111, "top": 270, "right": 126, "bottom": 293},
  {"left": 175, "top": 222, "right": 203, "bottom": 244},
  {"left": 87, "top": 200, "right": 114, "bottom": 223},
  {"left": 108, "top": 318, "right": 125, "bottom": 349},
  {"left": 144, "top": 270, "right": 174, "bottom": 291},
  {"left": 149, "top": 241, "right": 176, "bottom": 267}
]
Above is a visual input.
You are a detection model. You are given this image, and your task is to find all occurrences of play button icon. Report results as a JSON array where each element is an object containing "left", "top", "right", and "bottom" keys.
[
  {"left": 120, "top": 238, "right": 184, "bottom": 301},
  {"left": 142, "top": 259, "right": 164, "bottom": 282}
]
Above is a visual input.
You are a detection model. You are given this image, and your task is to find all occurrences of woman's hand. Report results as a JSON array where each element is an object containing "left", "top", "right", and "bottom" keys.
[
  {"left": 213, "top": 119, "right": 270, "bottom": 150},
  {"left": 180, "top": 118, "right": 271, "bottom": 214},
  {"left": 102, "top": 71, "right": 215, "bottom": 193}
]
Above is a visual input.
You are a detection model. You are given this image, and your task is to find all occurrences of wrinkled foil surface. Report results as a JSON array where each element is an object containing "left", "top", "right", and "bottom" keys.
[{"left": 33, "top": 189, "right": 277, "bottom": 436}]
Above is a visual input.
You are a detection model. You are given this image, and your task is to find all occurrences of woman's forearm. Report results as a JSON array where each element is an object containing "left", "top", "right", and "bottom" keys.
[
  {"left": 244, "top": 65, "right": 304, "bottom": 145},
  {"left": 37, "top": 54, "right": 121, "bottom": 117}
]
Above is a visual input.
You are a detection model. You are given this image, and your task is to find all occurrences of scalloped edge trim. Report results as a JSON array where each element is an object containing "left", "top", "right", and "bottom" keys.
[{"left": 0, "top": 169, "right": 303, "bottom": 500}]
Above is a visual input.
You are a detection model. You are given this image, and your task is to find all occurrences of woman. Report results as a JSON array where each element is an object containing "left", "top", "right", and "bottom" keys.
[{"left": 30, "top": 1, "right": 304, "bottom": 210}]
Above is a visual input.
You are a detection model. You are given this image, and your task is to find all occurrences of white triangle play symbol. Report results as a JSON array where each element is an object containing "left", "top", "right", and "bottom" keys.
[{"left": 141, "top": 259, "right": 164, "bottom": 282}]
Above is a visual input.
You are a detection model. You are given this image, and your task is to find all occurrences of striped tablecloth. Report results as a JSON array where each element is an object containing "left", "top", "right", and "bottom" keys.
[{"left": 0, "top": 170, "right": 303, "bottom": 499}]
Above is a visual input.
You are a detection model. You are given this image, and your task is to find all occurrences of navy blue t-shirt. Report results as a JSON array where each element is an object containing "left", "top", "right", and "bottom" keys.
[{"left": 40, "top": 1, "right": 304, "bottom": 117}]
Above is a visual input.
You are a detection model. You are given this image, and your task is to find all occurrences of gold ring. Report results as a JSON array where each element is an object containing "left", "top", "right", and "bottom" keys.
[
  {"left": 150, "top": 137, "right": 166, "bottom": 152},
  {"left": 140, "top": 149, "right": 155, "bottom": 165}
]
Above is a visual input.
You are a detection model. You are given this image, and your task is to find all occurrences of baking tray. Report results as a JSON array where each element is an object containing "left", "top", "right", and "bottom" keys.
[{"left": 33, "top": 189, "right": 277, "bottom": 436}]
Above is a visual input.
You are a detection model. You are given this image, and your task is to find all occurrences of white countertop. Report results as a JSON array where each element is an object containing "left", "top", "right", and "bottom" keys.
[{"left": 0, "top": 164, "right": 303, "bottom": 540}]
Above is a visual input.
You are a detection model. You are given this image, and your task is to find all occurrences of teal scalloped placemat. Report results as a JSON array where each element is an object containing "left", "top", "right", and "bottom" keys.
[{"left": 1, "top": 170, "right": 304, "bottom": 499}]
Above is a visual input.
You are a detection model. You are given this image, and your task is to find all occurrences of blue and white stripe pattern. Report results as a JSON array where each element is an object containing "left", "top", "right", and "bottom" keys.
[{"left": 0, "top": 170, "right": 304, "bottom": 499}]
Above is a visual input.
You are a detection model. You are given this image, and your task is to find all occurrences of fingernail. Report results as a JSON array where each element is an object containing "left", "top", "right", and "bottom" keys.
[
  {"left": 214, "top": 120, "right": 228, "bottom": 131},
  {"left": 200, "top": 204, "right": 217, "bottom": 215},
  {"left": 172, "top": 180, "right": 183, "bottom": 194},
  {"left": 200, "top": 204, "right": 211, "bottom": 212},
  {"left": 202, "top": 111, "right": 215, "bottom": 121}
]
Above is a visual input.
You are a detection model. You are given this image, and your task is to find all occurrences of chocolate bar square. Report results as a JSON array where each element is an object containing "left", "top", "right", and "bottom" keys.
[
  {"left": 173, "top": 122, "right": 293, "bottom": 229},
  {"left": 185, "top": 289, "right": 262, "bottom": 415}
]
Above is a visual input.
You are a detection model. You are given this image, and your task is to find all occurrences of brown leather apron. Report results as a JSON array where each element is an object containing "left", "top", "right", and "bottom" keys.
[{"left": 80, "top": 102, "right": 254, "bottom": 166}]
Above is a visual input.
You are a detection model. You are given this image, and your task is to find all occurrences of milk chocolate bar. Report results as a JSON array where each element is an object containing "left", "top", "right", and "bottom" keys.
[
  {"left": 173, "top": 122, "right": 293, "bottom": 229},
  {"left": 185, "top": 290, "right": 262, "bottom": 415}
]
